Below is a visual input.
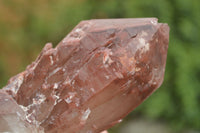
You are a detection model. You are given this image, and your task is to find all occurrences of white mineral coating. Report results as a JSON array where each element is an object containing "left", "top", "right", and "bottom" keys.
[{"left": 81, "top": 108, "right": 91, "bottom": 124}]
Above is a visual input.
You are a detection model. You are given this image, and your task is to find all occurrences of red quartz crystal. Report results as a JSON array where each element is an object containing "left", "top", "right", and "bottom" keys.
[{"left": 1, "top": 18, "right": 169, "bottom": 133}]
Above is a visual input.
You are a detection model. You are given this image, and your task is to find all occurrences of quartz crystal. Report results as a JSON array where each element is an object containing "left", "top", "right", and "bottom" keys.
[{"left": 1, "top": 18, "right": 169, "bottom": 133}]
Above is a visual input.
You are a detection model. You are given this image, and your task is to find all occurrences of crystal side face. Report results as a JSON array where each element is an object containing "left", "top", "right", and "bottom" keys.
[{"left": 1, "top": 18, "right": 169, "bottom": 133}]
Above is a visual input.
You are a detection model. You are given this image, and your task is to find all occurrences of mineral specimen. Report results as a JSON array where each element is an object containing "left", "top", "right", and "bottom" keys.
[{"left": 1, "top": 18, "right": 169, "bottom": 133}]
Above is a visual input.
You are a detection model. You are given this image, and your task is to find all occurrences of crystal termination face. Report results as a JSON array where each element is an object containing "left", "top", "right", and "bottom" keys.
[{"left": 1, "top": 18, "right": 169, "bottom": 133}]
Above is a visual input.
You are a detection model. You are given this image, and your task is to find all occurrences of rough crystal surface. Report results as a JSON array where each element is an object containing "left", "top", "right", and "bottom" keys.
[
  {"left": 0, "top": 90, "right": 44, "bottom": 133},
  {"left": 1, "top": 18, "right": 169, "bottom": 133}
]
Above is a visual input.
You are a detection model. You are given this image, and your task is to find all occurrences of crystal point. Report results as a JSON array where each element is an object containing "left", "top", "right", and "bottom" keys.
[{"left": 1, "top": 18, "right": 169, "bottom": 133}]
